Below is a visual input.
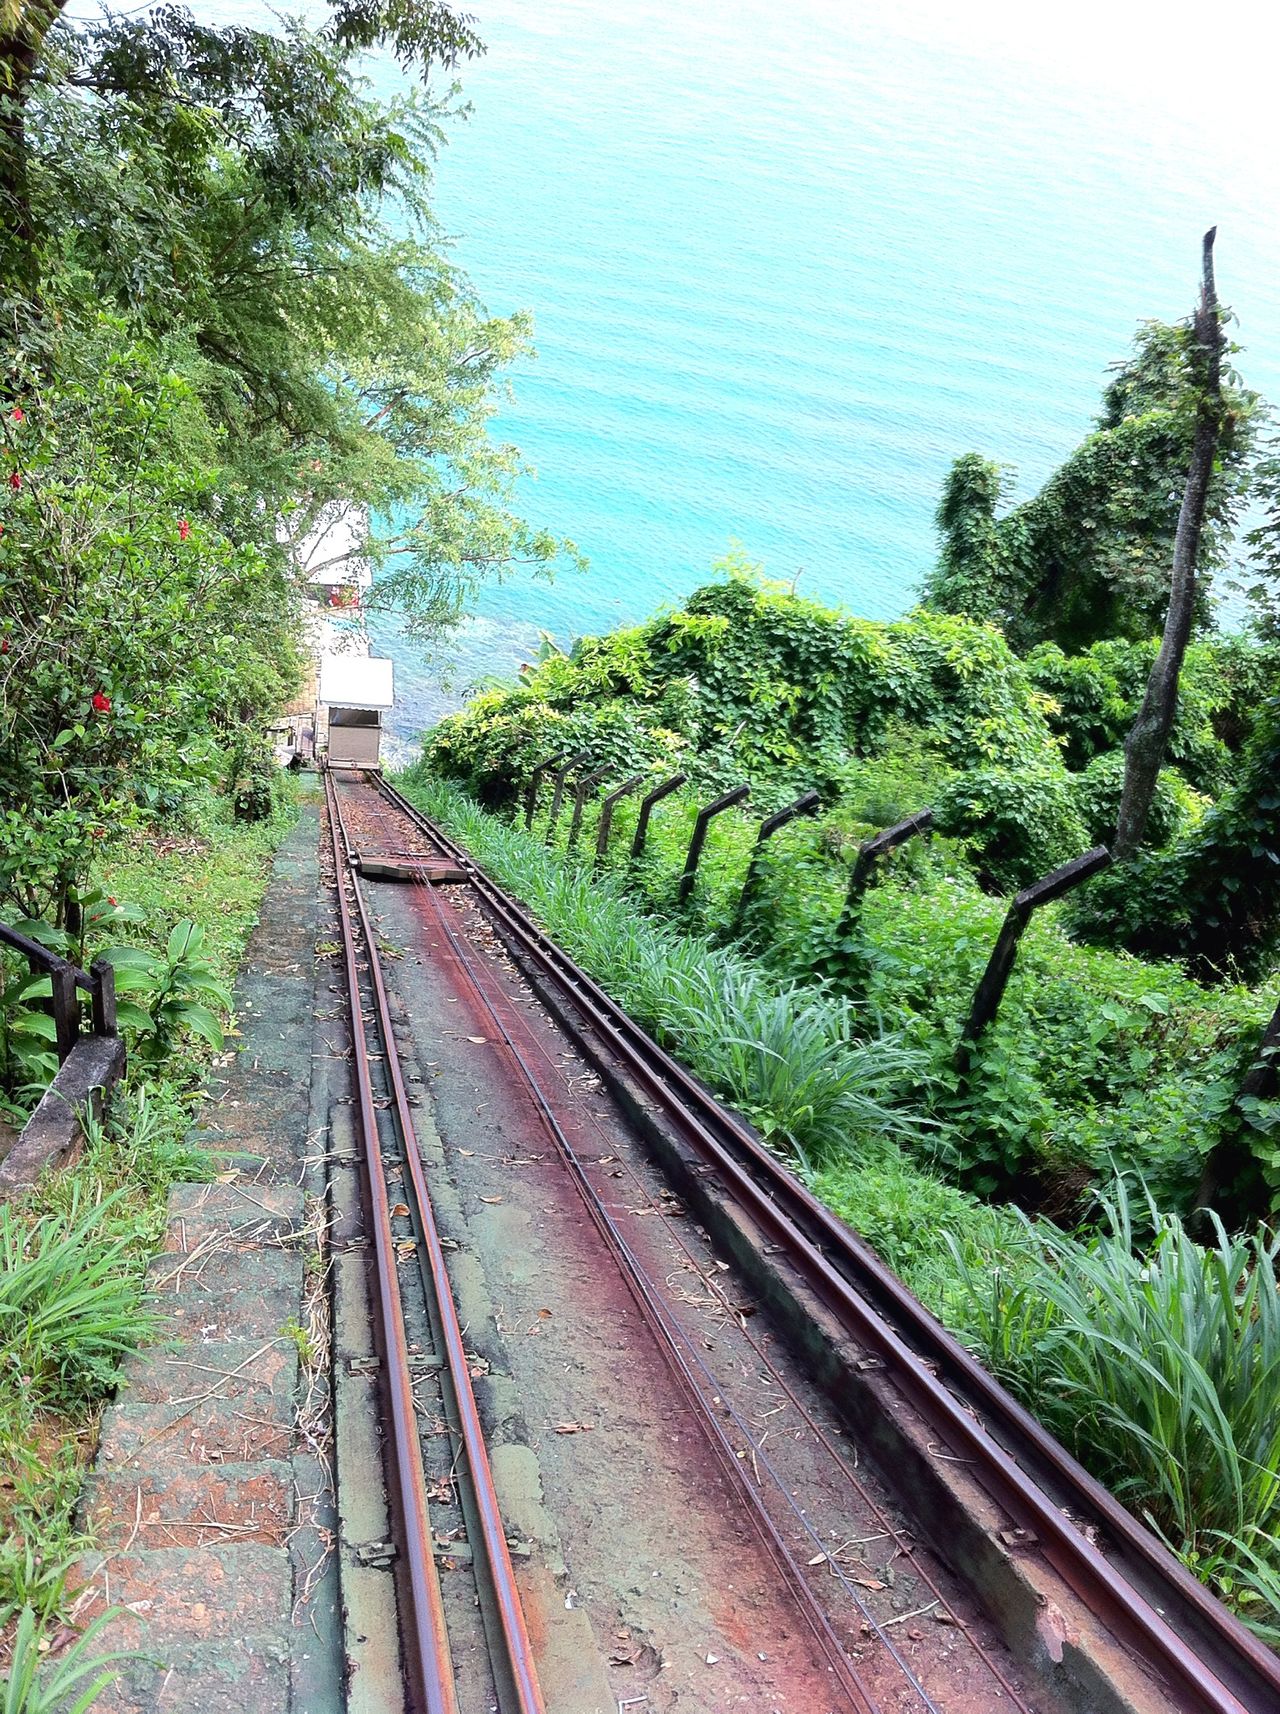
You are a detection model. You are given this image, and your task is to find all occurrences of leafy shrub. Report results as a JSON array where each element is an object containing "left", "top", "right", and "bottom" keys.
[
  {"left": 103, "top": 919, "right": 235, "bottom": 1060},
  {"left": 1072, "top": 750, "right": 1202, "bottom": 849},
  {"left": 0, "top": 1604, "right": 126, "bottom": 1714},
  {"left": 1027, "top": 636, "right": 1246, "bottom": 793},
  {"left": 934, "top": 764, "right": 1089, "bottom": 891},
  {"left": 0, "top": 1195, "right": 149, "bottom": 1409},
  {"left": 425, "top": 571, "right": 1065, "bottom": 815},
  {"left": 1074, "top": 694, "right": 1280, "bottom": 984}
]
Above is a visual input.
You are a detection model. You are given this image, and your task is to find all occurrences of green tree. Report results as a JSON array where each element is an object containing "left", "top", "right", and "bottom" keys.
[
  {"left": 3, "top": 3, "right": 576, "bottom": 636},
  {"left": 924, "top": 312, "right": 1261, "bottom": 653},
  {"left": 0, "top": 319, "right": 301, "bottom": 921}
]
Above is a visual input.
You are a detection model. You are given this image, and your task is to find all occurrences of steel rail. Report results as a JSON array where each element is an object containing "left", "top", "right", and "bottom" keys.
[
  {"left": 375, "top": 774, "right": 1279, "bottom": 1714},
  {"left": 390, "top": 824, "right": 1037, "bottom": 1714},
  {"left": 329, "top": 770, "right": 547, "bottom": 1714},
  {"left": 323, "top": 768, "right": 459, "bottom": 1714},
  {"left": 391, "top": 841, "right": 884, "bottom": 1714}
]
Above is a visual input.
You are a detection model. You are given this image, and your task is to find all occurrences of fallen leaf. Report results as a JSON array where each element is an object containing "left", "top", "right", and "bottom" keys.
[
  {"left": 553, "top": 1422, "right": 595, "bottom": 1434},
  {"left": 480, "top": 1196, "right": 503, "bottom": 1205},
  {"left": 467, "top": 1035, "right": 488, "bottom": 1044},
  {"left": 390, "top": 1203, "right": 410, "bottom": 1217},
  {"left": 396, "top": 1239, "right": 418, "bottom": 1257}
]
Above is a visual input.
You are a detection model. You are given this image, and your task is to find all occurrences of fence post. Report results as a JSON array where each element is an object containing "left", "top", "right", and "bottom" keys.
[
  {"left": 566, "top": 765, "right": 612, "bottom": 852},
  {"left": 732, "top": 789, "right": 821, "bottom": 932},
  {"left": 50, "top": 962, "right": 80, "bottom": 1063},
  {"left": 678, "top": 784, "right": 751, "bottom": 905},
  {"left": 629, "top": 772, "right": 688, "bottom": 864},
  {"left": 90, "top": 957, "right": 118, "bottom": 1038},
  {"left": 595, "top": 773, "right": 645, "bottom": 866},
  {"left": 524, "top": 753, "right": 568, "bottom": 830},
  {"left": 837, "top": 809, "right": 934, "bottom": 938},
  {"left": 546, "top": 750, "right": 591, "bottom": 839},
  {"left": 956, "top": 846, "right": 1111, "bottom": 1076}
]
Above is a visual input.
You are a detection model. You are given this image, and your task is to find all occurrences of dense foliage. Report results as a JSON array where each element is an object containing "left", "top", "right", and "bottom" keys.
[
  {"left": 0, "top": 2, "right": 570, "bottom": 937},
  {"left": 922, "top": 321, "right": 1264, "bottom": 652},
  {"left": 424, "top": 570, "right": 1279, "bottom": 1219}
]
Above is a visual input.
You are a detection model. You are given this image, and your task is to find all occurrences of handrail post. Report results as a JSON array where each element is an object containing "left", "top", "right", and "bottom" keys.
[
  {"left": 546, "top": 750, "right": 591, "bottom": 840},
  {"left": 678, "top": 784, "right": 750, "bottom": 905},
  {"left": 837, "top": 809, "right": 934, "bottom": 938},
  {"left": 566, "top": 765, "right": 611, "bottom": 852},
  {"left": 50, "top": 962, "right": 80, "bottom": 1063},
  {"left": 90, "top": 957, "right": 118, "bottom": 1038},
  {"left": 594, "top": 773, "right": 645, "bottom": 867},
  {"left": 628, "top": 772, "right": 688, "bottom": 864},
  {"left": 956, "top": 846, "right": 1111, "bottom": 1076},
  {"left": 732, "top": 790, "right": 821, "bottom": 932}
]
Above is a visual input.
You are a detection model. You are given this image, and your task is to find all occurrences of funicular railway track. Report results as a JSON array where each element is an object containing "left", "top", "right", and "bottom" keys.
[
  {"left": 324, "top": 766, "right": 544, "bottom": 1714},
  {"left": 324, "top": 765, "right": 1280, "bottom": 1714}
]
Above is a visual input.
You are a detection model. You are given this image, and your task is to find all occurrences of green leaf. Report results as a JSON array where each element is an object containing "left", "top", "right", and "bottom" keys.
[
  {"left": 170, "top": 1001, "right": 223, "bottom": 1050},
  {"left": 11, "top": 1010, "right": 58, "bottom": 1041},
  {"left": 112, "top": 999, "right": 154, "bottom": 1032}
]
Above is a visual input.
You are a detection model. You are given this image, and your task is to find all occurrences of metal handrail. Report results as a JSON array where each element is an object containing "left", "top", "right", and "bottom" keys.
[{"left": 0, "top": 922, "right": 118, "bottom": 1063}]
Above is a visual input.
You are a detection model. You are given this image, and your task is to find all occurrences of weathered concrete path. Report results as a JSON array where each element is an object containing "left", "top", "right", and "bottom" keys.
[{"left": 74, "top": 797, "right": 343, "bottom": 1713}]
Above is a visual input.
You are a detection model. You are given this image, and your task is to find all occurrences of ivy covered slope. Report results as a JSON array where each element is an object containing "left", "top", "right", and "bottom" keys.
[{"left": 423, "top": 566, "right": 1280, "bottom": 1221}]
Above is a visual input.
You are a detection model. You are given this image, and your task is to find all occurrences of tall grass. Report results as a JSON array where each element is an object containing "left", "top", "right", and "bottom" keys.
[
  {"left": 400, "top": 774, "right": 926, "bottom": 1170},
  {"left": 1, "top": 1605, "right": 124, "bottom": 1714},
  {"left": 0, "top": 1195, "right": 149, "bottom": 1409},
  {"left": 949, "top": 1177, "right": 1280, "bottom": 1640}
]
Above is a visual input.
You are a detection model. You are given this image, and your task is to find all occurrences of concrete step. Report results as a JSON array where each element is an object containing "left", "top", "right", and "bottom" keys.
[
  {"left": 144, "top": 1247, "right": 305, "bottom": 1345},
  {"left": 116, "top": 1335, "right": 298, "bottom": 1408},
  {"left": 82, "top": 1457, "right": 294, "bottom": 1549},
  {"left": 95, "top": 1396, "right": 292, "bottom": 1468},
  {"left": 74, "top": 1543, "right": 291, "bottom": 1714},
  {"left": 163, "top": 1182, "right": 305, "bottom": 1255}
]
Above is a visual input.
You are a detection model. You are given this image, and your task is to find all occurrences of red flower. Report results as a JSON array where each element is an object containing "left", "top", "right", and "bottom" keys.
[
  {"left": 107, "top": 896, "right": 117, "bottom": 906},
  {"left": 9, "top": 407, "right": 23, "bottom": 424},
  {"left": 8, "top": 470, "right": 19, "bottom": 490},
  {"left": 0, "top": 523, "right": 5, "bottom": 536},
  {"left": 178, "top": 518, "right": 190, "bottom": 541},
  {"left": 90, "top": 826, "right": 106, "bottom": 840},
  {"left": 91, "top": 691, "right": 112, "bottom": 713},
  {"left": 0, "top": 639, "right": 9, "bottom": 655}
]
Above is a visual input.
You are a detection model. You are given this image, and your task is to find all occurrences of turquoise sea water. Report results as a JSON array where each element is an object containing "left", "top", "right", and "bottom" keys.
[{"left": 364, "top": 3, "right": 1280, "bottom": 740}]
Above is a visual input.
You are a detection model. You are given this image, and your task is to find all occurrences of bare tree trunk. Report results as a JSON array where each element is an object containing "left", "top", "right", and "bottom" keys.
[{"left": 1114, "top": 228, "right": 1226, "bottom": 859}]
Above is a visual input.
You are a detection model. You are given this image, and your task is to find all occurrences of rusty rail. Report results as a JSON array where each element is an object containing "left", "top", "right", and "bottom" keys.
[
  {"left": 375, "top": 774, "right": 1280, "bottom": 1714},
  {"left": 325, "top": 769, "right": 545, "bottom": 1714}
]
